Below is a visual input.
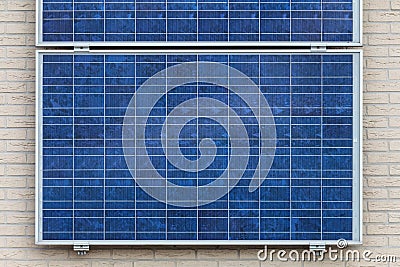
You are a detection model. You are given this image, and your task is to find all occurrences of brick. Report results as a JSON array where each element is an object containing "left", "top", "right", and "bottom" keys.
[
  {"left": 389, "top": 47, "right": 400, "bottom": 56},
  {"left": 197, "top": 249, "right": 239, "bottom": 260},
  {"left": 363, "top": 141, "right": 389, "bottom": 151},
  {"left": 0, "top": 106, "right": 26, "bottom": 116},
  {"left": 390, "top": 165, "right": 400, "bottom": 175},
  {"left": 0, "top": 13, "right": 25, "bottom": 22},
  {"left": 177, "top": 261, "right": 217, "bottom": 267},
  {"left": 6, "top": 237, "right": 35, "bottom": 248},
  {"left": 369, "top": 201, "right": 400, "bottom": 210},
  {"left": 369, "top": 11, "right": 400, "bottom": 21},
  {"left": 346, "top": 261, "right": 388, "bottom": 267},
  {"left": 49, "top": 261, "right": 90, "bottom": 267},
  {"left": 7, "top": 189, "right": 34, "bottom": 200},
  {"left": 26, "top": 129, "right": 35, "bottom": 140},
  {"left": 0, "top": 249, "right": 26, "bottom": 260},
  {"left": 68, "top": 249, "right": 112, "bottom": 259},
  {"left": 6, "top": 23, "right": 35, "bottom": 34},
  {"left": 364, "top": 69, "right": 388, "bottom": 81},
  {"left": 6, "top": 165, "right": 34, "bottom": 176},
  {"left": 92, "top": 262, "right": 133, "bottom": 267},
  {"left": 390, "top": 93, "right": 400, "bottom": 103},
  {"left": 26, "top": 178, "right": 34, "bottom": 189},
  {"left": 362, "top": 236, "right": 388, "bottom": 247},
  {"left": 26, "top": 13, "right": 35, "bottom": 23},
  {"left": 0, "top": 140, "right": 7, "bottom": 153},
  {"left": 26, "top": 154, "right": 35, "bottom": 164},
  {"left": 369, "top": 35, "right": 400, "bottom": 45},
  {"left": 7, "top": 47, "right": 35, "bottom": 58},
  {"left": 113, "top": 250, "right": 154, "bottom": 260},
  {"left": 134, "top": 262, "right": 175, "bottom": 267},
  {"left": 368, "top": 177, "right": 400, "bottom": 187},
  {"left": 26, "top": 59, "right": 35, "bottom": 69},
  {"left": 0, "top": 24, "right": 5, "bottom": 34},
  {"left": 7, "top": 141, "right": 35, "bottom": 152},
  {"left": 363, "top": 165, "right": 389, "bottom": 176},
  {"left": 25, "top": 225, "right": 34, "bottom": 235},
  {"left": 0, "top": 178, "right": 26, "bottom": 188},
  {"left": 364, "top": 0, "right": 390, "bottom": 9},
  {"left": 7, "top": 1, "right": 35, "bottom": 10},
  {"left": 26, "top": 201, "right": 34, "bottom": 211},
  {"left": 0, "top": 83, "right": 26, "bottom": 93},
  {"left": 260, "top": 261, "right": 301, "bottom": 267},
  {"left": 155, "top": 249, "right": 195, "bottom": 259},
  {"left": 26, "top": 36, "right": 35, "bottom": 46},
  {"left": 367, "top": 58, "right": 400, "bottom": 68},
  {"left": 369, "top": 153, "right": 400, "bottom": 163},
  {"left": 239, "top": 249, "right": 262, "bottom": 260},
  {"left": 364, "top": 23, "right": 391, "bottom": 33},
  {"left": 363, "top": 117, "right": 388, "bottom": 128},
  {"left": 389, "top": 117, "right": 400, "bottom": 126},
  {"left": 6, "top": 117, "right": 34, "bottom": 128},
  {"left": 0, "top": 47, "right": 5, "bottom": 57},
  {"left": 25, "top": 249, "right": 68, "bottom": 260},
  {"left": 367, "top": 104, "right": 400, "bottom": 115},
  {"left": 391, "top": 23, "right": 400, "bottom": 33},
  {"left": 0, "top": 154, "right": 26, "bottom": 164},
  {"left": 389, "top": 213, "right": 400, "bottom": 222},
  {"left": 0, "top": 117, "right": 5, "bottom": 127},
  {"left": 0, "top": 225, "right": 28, "bottom": 236},
  {"left": 219, "top": 261, "right": 260, "bottom": 267},
  {"left": 390, "top": 141, "right": 400, "bottom": 150},
  {"left": 365, "top": 47, "right": 389, "bottom": 57},
  {"left": 389, "top": 188, "right": 400, "bottom": 198},
  {"left": 368, "top": 129, "right": 400, "bottom": 139},
  {"left": 7, "top": 94, "right": 35, "bottom": 105},
  {"left": 25, "top": 105, "right": 35, "bottom": 116},
  {"left": 0, "top": 72, "right": 7, "bottom": 81},
  {"left": 0, "top": 36, "right": 26, "bottom": 46},
  {"left": 0, "top": 94, "right": 6, "bottom": 104},
  {"left": 7, "top": 71, "right": 35, "bottom": 82},
  {"left": 389, "top": 236, "right": 400, "bottom": 246},
  {"left": 0, "top": 201, "right": 26, "bottom": 211},
  {"left": 26, "top": 82, "right": 34, "bottom": 92},
  {"left": 392, "top": 0, "right": 400, "bottom": 10},
  {"left": 304, "top": 261, "right": 345, "bottom": 267},
  {"left": 365, "top": 248, "right": 400, "bottom": 256},
  {"left": 364, "top": 189, "right": 388, "bottom": 199},
  {"left": 6, "top": 261, "right": 47, "bottom": 267}
]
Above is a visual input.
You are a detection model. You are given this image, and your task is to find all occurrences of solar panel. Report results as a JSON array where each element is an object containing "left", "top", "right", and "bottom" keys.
[
  {"left": 38, "top": 0, "right": 361, "bottom": 45},
  {"left": 36, "top": 51, "right": 361, "bottom": 245}
]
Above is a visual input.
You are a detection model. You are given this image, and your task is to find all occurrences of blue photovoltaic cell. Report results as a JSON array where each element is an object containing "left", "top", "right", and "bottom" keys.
[
  {"left": 41, "top": 0, "right": 356, "bottom": 43},
  {"left": 39, "top": 52, "right": 359, "bottom": 242}
]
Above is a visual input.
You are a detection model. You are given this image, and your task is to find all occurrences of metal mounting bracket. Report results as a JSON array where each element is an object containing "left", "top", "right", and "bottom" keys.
[
  {"left": 310, "top": 242, "right": 326, "bottom": 256},
  {"left": 73, "top": 243, "right": 89, "bottom": 255},
  {"left": 311, "top": 45, "right": 327, "bottom": 52},
  {"left": 74, "top": 46, "right": 90, "bottom": 52}
]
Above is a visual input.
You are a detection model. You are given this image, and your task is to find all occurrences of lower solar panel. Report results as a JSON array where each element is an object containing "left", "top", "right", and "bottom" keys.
[{"left": 36, "top": 50, "right": 362, "bottom": 245}]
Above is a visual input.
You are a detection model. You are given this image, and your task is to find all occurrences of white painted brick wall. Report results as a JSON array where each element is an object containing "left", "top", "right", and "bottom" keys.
[{"left": 0, "top": 0, "right": 397, "bottom": 266}]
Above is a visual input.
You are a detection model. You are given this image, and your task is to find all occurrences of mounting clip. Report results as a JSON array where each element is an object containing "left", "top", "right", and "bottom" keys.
[
  {"left": 74, "top": 45, "right": 90, "bottom": 52},
  {"left": 73, "top": 243, "right": 89, "bottom": 255},
  {"left": 310, "top": 45, "right": 327, "bottom": 52},
  {"left": 309, "top": 242, "right": 326, "bottom": 257}
]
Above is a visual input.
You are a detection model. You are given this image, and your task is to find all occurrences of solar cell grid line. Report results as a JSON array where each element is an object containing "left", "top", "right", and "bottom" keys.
[
  {"left": 38, "top": 0, "right": 360, "bottom": 45},
  {"left": 37, "top": 51, "right": 361, "bottom": 245}
]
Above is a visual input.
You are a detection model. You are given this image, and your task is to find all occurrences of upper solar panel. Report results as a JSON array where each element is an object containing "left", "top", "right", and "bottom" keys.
[{"left": 38, "top": 0, "right": 361, "bottom": 45}]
